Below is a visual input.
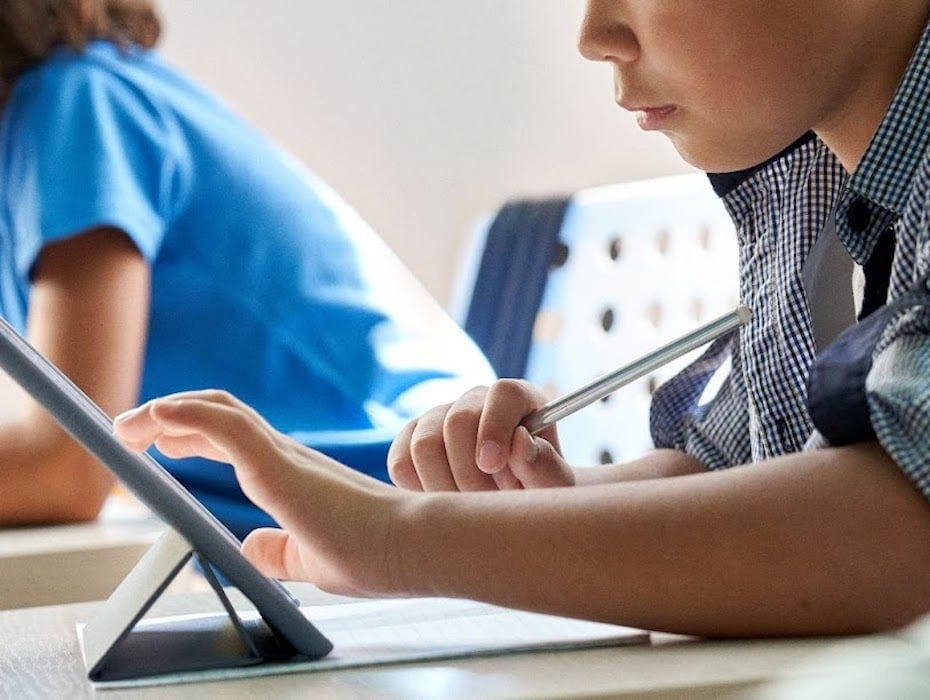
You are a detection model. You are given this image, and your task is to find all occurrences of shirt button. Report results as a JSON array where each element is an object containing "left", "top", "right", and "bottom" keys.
[{"left": 846, "top": 198, "right": 872, "bottom": 232}]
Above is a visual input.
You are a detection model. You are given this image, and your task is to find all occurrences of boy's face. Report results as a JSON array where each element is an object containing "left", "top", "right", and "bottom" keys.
[{"left": 579, "top": 0, "right": 857, "bottom": 171}]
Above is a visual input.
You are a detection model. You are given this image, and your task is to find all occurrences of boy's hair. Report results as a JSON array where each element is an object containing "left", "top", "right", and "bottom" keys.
[{"left": 0, "top": 0, "right": 161, "bottom": 104}]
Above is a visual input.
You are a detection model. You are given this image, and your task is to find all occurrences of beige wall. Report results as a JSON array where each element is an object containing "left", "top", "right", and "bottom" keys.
[
  {"left": 0, "top": 1, "right": 694, "bottom": 412},
  {"left": 156, "top": 0, "right": 693, "bottom": 304}
]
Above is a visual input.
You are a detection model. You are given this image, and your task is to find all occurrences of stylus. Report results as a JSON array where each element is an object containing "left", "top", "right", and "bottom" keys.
[{"left": 520, "top": 305, "right": 752, "bottom": 435}]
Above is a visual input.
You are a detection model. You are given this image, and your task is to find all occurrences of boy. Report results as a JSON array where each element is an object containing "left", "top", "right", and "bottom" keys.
[{"left": 115, "top": 0, "right": 930, "bottom": 636}]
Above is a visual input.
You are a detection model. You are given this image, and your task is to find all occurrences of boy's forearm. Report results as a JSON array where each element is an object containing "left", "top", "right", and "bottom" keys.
[
  {"left": 399, "top": 442, "right": 930, "bottom": 636},
  {"left": 572, "top": 448, "right": 707, "bottom": 484}
]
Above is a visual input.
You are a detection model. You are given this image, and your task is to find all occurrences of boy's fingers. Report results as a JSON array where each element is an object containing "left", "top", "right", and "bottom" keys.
[
  {"left": 443, "top": 387, "right": 497, "bottom": 490},
  {"left": 241, "top": 528, "right": 299, "bottom": 581},
  {"left": 244, "top": 528, "right": 355, "bottom": 593},
  {"left": 148, "top": 432, "right": 221, "bottom": 461},
  {"left": 387, "top": 418, "right": 423, "bottom": 490},
  {"left": 508, "top": 426, "right": 573, "bottom": 488},
  {"left": 112, "top": 402, "right": 167, "bottom": 450},
  {"left": 491, "top": 467, "right": 524, "bottom": 490},
  {"left": 476, "top": 379, "right": 547, "bottom": 474},
  {"left": 115, "top": 394, "right": 280, "bottom": 479},
  {"left": 114, "top": 398, "right": 231, "bottom": 458},
  {"left": 407, "top": 408, "right": 457, "bottom": 491}
]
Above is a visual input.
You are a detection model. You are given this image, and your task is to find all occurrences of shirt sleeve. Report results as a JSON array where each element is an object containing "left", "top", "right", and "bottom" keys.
[
  {"left": 866, "top": 284, "right": 930, "bottom": 499},
  {"left": 806, "top": 272, "right": 930, "bottom": 500},
  {"left": 2, "top": 55, "right": 187, "bottom": 279}
]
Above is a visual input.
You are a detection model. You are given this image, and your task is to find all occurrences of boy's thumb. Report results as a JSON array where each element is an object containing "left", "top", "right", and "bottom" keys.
[{"left": 510, "top": 426, "right": 573, "bottom": 488}]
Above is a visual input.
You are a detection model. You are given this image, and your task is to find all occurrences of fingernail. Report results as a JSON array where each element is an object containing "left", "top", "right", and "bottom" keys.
[
  {"left": 478, "top": 441, "right": 502, "bottom": 473},
  {"left": 113, "top": 406, "right": 141, "bottom": 424}
]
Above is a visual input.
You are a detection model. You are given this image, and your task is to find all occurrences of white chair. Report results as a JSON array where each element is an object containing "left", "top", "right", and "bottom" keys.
[{"left": 453, "top": 173, "right": 738, "bottom": 466}]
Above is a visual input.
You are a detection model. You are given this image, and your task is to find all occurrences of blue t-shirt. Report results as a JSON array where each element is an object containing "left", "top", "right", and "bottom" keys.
[{"left": 0, "top": 42, "right": 494, "bottom": 538}]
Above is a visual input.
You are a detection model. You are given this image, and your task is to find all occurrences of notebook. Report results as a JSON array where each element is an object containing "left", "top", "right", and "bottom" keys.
[{"left": 0, "top": 315, "right": 647, "bottom": 687}]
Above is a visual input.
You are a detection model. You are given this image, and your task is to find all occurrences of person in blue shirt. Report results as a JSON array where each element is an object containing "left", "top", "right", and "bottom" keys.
[
  {"left": 0, "top": 0, "right": 494, "bottom": 537},
  {"left": 118, "top": 0, "right": 930, "bottom": 638}
]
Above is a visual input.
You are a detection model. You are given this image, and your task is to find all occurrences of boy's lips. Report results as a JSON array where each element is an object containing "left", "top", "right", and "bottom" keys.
[{"left": 620, "top": 103, "right": 678, "bottom": 130}]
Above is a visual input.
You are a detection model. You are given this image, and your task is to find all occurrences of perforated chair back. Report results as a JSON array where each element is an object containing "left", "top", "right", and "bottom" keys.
[{"left": 454, "top": 173, "right": 738, "bottom": 466}]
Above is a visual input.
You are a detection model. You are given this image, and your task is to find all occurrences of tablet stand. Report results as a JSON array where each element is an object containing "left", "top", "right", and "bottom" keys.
[
  {"left": 0, "top": 315, "right": 332, "bottom": 679},
  {"left": 80, "top": 528, "right": 302, "bottom": 682}
]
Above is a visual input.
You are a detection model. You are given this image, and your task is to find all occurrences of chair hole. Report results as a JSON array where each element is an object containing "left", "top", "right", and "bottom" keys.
[
  {"left": 655, "top": 229, "right": 671, "bottom": 256},
  {"left": 600, "top": 308, "right": 616, "bottom": 333},
  {"left": 646, "top": 302, "right": 663, "bottom": 328},
  {"left": 608, "top": 237, "right": 623, "bottom": 261},
  {"left": 599, "top": 449, "right": 615, "bottom": 465},
  {"left": 532, "top": 309, "right": 563, "bottom": 342},
  {"left": 551, "top": 241, "right": 570, "bottom": 268},
  {"left": 600, "top": 392, "right": 611, "bottom": 404}
]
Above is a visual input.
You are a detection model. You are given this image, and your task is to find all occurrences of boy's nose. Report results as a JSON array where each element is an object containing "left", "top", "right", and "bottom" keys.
[{"left": 578, "top": 2, "right": 639, "bottom": 63}]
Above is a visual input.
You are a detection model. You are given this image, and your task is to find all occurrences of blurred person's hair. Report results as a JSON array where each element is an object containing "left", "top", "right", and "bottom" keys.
[{"left": 0, "top": 0, "right": 160, "bottom": 105}]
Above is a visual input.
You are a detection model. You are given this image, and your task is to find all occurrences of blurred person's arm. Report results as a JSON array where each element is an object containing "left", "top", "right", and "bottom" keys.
[{"left": 0, "top": 228, "right": 149, "bottom": 525}]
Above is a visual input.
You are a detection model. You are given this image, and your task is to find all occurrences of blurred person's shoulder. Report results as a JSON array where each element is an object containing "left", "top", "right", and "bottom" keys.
[{"left": 17, "top": 39, "right": 171, "bottom": 97}]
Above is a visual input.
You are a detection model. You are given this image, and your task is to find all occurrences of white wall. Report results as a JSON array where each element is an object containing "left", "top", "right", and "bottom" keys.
[{"left": 157, "top": 0, "right": 692, "bottom": 305}]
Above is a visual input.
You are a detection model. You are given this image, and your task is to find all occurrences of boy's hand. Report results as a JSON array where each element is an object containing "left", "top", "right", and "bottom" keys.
[
  {"left": 113, "top": 390, "right": 404, "bottom": 597},
  {"left": 387, "top": 379, "right": 574, "bottom": 492}
]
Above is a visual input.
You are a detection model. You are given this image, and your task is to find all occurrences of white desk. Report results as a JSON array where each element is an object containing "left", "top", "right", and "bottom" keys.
[
  {"left": 0, "top": 582, "right": 916, "bottom": 699},
  {"left": 0, "top": 494, "right": 166, "bottom": 610}
]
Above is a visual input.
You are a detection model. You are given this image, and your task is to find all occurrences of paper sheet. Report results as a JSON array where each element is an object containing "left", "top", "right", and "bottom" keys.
[{"left": 80, "top": 596, "right": 648, "bottom": 689}]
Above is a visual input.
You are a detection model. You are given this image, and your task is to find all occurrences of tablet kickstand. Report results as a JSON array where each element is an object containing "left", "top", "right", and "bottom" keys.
[
  {"left": 79, "top": 528, "right": 300, "bottom": 682},
  {"left": 0, "top": 315, "right": 331, "bottom": 681}
]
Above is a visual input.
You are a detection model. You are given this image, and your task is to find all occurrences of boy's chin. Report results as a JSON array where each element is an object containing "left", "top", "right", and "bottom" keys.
[{"left": 670, "top": 134, "right": 804, "bottom": 175}]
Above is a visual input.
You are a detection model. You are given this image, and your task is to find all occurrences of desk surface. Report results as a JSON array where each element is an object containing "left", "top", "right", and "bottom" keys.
[{"left": 0, "top": 582, "right": 913, "bottom": 700}]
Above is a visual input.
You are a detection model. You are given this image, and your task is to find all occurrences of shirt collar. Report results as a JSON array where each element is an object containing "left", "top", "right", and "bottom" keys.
[{"left": 848, "top": 18, "right": 930, "bottom": 215}]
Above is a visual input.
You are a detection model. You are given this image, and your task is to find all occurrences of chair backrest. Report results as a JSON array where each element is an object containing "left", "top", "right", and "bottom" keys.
[{"left": 454, "top": 173, "right": 739, "bottom": 466}]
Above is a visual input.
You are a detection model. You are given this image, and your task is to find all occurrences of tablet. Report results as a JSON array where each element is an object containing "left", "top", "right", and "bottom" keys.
[{"left": 0, "top": 315, "right": 332, "bottom": 678}]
